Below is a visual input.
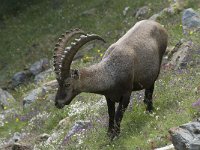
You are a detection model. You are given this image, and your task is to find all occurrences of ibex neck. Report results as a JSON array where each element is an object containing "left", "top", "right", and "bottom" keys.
[{"left": 77, "top": 63, "right": 112, "bottom": 94}]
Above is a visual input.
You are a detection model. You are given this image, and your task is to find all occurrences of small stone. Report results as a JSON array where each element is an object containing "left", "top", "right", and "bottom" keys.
[
  {"left": 12, "top": 142, "right": 31, "bottom": 150},
  {"left": 42, "top": 80, "right": 58, "bottom": 91},
  {"left": 34, "top": 68, "right": 54, "bottom": 83},
  {"left": 135, "top": 6, "right": 150, "bottom": 20},
  {"left": 123, "top": 6, "right": 130, "bottom": 16},
  {"left": 194, "top": 86, "right": 200, "bottom": 94},
  {"left": 66, "top": 120, "right": 91, "bottom": 138},
  {"left": 149, "top": 13, "right": 161, "bottom": 21},
  {"left": 58, "top": 117, "right": 70, "bottom": 129},
  {"left": 37, "top": 133, "right": 50, "bottom": 142},
  {"left": 23, "top": 87, "right": 47, "bottom": 107},
  {"left": 0, "top": 88, "right": 15, "bottom": 110},
  {"left": 12, "top": 71, "right": 32, "bottom": 87},
  {"left": 81, "top": 8, "right": 96, "bottom": 16},
  {"left": 8, "top": 132, "right": 22, "bottom": 144},
  {"left": 7, "top": 132, "right": 27, "bottom": 144},
  {"left": 154, "top": 144, "right": 174, "bottom": 150}
]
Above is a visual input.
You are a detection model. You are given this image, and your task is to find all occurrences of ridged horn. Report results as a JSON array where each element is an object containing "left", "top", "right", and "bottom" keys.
[
  {"left": 53, "top": 29, "right": 86, "bottom": 79},
  {"left": 60, "top": 34, "right": 106, "bottom": 80}
]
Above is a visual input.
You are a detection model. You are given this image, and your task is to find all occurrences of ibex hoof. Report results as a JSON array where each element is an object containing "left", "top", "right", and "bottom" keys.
[
  {"left": 146, "top": 105, "right": 154, "bottom": 113},
  {"left": 107, "top": 128, "right": 120, "bottom": 140}
]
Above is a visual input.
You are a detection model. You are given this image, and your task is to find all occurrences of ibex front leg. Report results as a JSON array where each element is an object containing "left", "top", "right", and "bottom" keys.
[
  {"left": 144, "top": 84, "right": 154, "bottom": 112},
  {"left": 106, "top": 98, "right": 115, "bottom": 139},
  {"left": 114, "top": 92, "right": 131, "bottom": 136}
]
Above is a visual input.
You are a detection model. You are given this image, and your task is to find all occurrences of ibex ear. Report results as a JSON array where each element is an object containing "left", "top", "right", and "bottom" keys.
[{"left": 71, "top": 69, "right": 79, "bottom": 80}]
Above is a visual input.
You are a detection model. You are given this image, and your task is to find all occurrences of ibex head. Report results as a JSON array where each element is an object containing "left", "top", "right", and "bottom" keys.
[{"left": 53, "top": 29, "right": 105, "bottom": 109}]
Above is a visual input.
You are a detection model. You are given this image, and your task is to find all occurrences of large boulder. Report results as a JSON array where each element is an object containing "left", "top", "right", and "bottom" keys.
[
  {"left": 169, "top": 119, "right": 200, "bottom": 150},
  {"left": 182, "top": 8, "right": 200, "bottom": 31},
  {"left": 182, "top": 8, "right": 200, "bottom": 28},
  {"left": 29, "top": 58, "right": 50, "bottom": 76},
  {"left": 0, "top": 88, "right": 15, "bottom": 110}
]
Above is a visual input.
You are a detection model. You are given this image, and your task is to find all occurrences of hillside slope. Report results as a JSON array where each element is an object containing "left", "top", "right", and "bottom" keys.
[{"left": 0, "top": 0, "right": 200, "bottom": 149}]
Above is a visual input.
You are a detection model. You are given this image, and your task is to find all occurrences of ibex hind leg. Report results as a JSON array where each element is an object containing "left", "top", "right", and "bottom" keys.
[{"left": 144, "top": 84, "right": 154, "bottom": 112}]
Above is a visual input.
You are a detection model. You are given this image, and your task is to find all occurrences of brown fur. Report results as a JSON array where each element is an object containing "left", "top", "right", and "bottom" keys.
[
  {"left": 75, "top": 20, "right": 167, "bottom": 97},
  {"left": 54, "top": 20, "right": 168, "bottom": 138}
]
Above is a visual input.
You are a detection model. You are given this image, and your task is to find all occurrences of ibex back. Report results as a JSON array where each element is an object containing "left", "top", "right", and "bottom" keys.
[{"left": 53, "top": 20, "right": 168, "bottom": 139}]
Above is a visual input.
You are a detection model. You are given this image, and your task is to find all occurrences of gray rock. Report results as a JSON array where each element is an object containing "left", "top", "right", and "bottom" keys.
[
  {"left": 149, "top": 7, "right": 175, "bottom": 21},
  {"left": 58, "top": 117, "right": 70, "bottom": 129},
  {"left": 190, "top": 138, "right": 200, "bottom": 149},
  {"left": 182, "top": 8, "right": 200, "bottom": 33},
  {"left": 169, "top": 120, "right": 200, "bottom": 150},
  {"left": 0, "top": 114, "right": 5, "bottom": 126},
  {"left": 23, "top": 87, "right": 46, "bottom": 106},
  {"left": 81, "top": 8, "right": 96, "bottom": 16},
  {"left": 23, "top": 80, "right": 58, "bottom": 106},
  {"left": 135, "top": 6, "right": 150, "bottom": 20},
  {"left": 0, "top": 108, "right": 17, "bottom": 127},
  {"left": 123, "top": 6, "right": 130, "bottom": 16},
  {"left": 9, "top": 132, "right": 22, "bottom": 143},
  {"left": 34, "top": 68, "right": 54, "bottom": 83},
  {"left": 29, "top": 58, "right": 49, "bottom": 76},
  {"left": 149, "top": 0, "right": 188, "bottom": 21},
  {"left": 37, "top": 133, "right": 50, "bottom": 142},
  {"left": 42, "top": 80, "right": 58, "bottom": 91},
  {"left": 154, "top": 144, "right": 174, "bottom": 150},
  {"left": 12, "top": 71, "right": 31, "bottom": 87},
  {"left": 149, "top": 13, "right": 161, "bottom": 21},
  {"left": 12, "top": 142, "right": 32, "bottom": 150},
  {"left": 63, "top": 120, "right": 91, "bottom": 143},
  {"left": 0, "top": 88, "right": 15, "bottom": 109},
  {"left": 167, "top": 41, "right": 193, "bottom": 69}
]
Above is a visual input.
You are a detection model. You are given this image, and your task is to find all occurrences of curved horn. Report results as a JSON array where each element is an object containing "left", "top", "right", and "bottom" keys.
[
  {"left": 60, "top": 34, "right": 106, "bottom": 80},
  {"left": 53, "top": 29, "right": 86, "bottom": 79}
]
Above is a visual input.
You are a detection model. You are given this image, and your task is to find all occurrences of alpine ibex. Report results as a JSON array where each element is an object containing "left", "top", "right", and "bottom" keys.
[{"left": 53, "top": 20, "right": 168, "bottom": 138}]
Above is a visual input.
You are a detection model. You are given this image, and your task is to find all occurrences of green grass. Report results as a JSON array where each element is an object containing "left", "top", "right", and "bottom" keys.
[
  {"left": 0, "top": 120, "right": 27, "bottom": 138},
  {"left": 0, "top": 0, "right": 200, "bottom": 149}
]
